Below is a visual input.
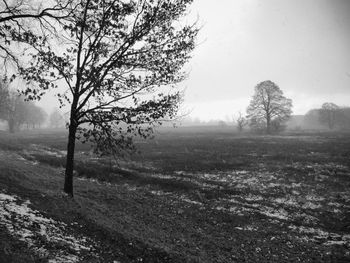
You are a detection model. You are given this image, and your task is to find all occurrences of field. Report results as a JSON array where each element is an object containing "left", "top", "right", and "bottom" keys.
[{"left": 0, "top": 127, "right": 349, "bottom": 262}]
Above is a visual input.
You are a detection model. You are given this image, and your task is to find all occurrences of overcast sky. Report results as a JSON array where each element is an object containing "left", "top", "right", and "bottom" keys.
[
  {"left": 182, "top": 0, "right": 350, "bottom": 121},
  {"left": 36, "top": 0, "right": 350, "bottom": 121}
]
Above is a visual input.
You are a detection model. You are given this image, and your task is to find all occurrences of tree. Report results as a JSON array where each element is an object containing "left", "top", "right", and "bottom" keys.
[
  {"left": 0, "top": 79, "right": 47, "bottom": 131},
  {"left": 21, "top": 0, "right": 198, "bottom": 196},
  {"left": 336, "top": 107, "right": 350, "bottom": 129},
  {"left": 0, "top": 80, "right": 9, "bottom": 114},
  {"left": 217, "top": 120, "right": 227, "bottom": 127},
  {"left": 303, "top": 109, "right": 322, "bottom": 129},
  {"left": 2, "top": 92, "right": 27, "bottom": 133},
  {"left": 24, "top": 102, "right": 47, "bottom": 128},
  {"left": 0, "top": 0, "right": 74, "bottom": 72},
  {"left": 247, "top": 80, "right": 292, "bottom": 134},
  {"left": 234, "top": 111, "right": 247, "bottom": 132},
  {"left": 49, "top": 108, "right": 65, "bottom": 128},
  {"left": 319, "top": 102, "right": 339, "bottom": 130}
]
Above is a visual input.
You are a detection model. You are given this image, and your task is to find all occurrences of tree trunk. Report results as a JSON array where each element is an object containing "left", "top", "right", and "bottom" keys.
[
  {"left": 64, "top": 120, "right": 77, "bottom": 197},
  {"left": 266, "top": 115, "right": 271, "bottom": 134}
]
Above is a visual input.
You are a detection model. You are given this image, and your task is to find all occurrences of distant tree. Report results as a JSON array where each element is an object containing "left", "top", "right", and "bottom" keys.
[
  {"left": 247, "top": 80, "right": 292, "bottom": 134},
  {"left": 180, "top": 116, "right": 202, "bottom": 126},
  {"left": 218, "top": 120, "right": 227, "bottom": 127},
  {"left": 33, "top": 106, "right": 48, "bottom": 128},
  {"left": 21, "top": 0, "right": 198, "bottom": 196},
  {"left": 0, "top": 81, "right": 9, "bottom": 115},
  {"left": 319, "top": 102, "right": 339, "bottom": 130},
  {"left": 235, "top": 111, "right": 247, "bottom": 132},
  {"left": 303, "top": 109, "right": 322, "bottom": 128},
  {"left": 49, "top": 108, "right": 65, "bottom": 128},
  {"left": 24, "top": 103, "right": 47, "bottom": 128},
  {"left": 336, "top": 107, "right": 350, "bottom": 129},
  {"left": 2, "top": 93, "right": 27, "bottom": 133},
  {"left": 0, "top": 80, "right": 47, "bottom": 131},
  {"left": 23, "top": 102, "right": 36, "bottom": 129}
]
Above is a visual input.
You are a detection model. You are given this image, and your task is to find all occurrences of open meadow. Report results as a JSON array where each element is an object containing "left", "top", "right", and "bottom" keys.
[{"left": 0, "top": 127, "right": 349, "bottom": 262}]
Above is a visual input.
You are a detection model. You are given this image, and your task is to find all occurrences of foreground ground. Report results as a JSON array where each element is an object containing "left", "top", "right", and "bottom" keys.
[{"left": 0, "top": 127, "right": 349, "bottom": 262}]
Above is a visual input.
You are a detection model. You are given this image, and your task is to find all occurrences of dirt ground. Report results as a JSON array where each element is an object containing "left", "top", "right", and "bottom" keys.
[{"left": 0, "top": 128, "right": 349, "bottom": 262}]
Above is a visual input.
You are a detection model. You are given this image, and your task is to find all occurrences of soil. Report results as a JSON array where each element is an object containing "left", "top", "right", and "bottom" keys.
[{"left": 0, "top": 128, "right": 349, "bottom": 262}]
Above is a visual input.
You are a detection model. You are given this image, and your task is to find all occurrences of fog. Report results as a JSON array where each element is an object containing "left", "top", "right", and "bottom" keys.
[
  {"left": 183, "top": 0, "right": 350, "bottom": 121},
  {"left": 1, "top": 1, "right": 350, "bottom": 261},
  {"left": 28, "top": 0, "right": 350, "bottom": 124}
]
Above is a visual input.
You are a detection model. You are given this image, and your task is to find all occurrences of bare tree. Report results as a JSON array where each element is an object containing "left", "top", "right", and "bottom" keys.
[
  {"left": 247, "top": 80, "right": 292, "bottom": 134},
  {"left": 21, "top": 0, "right": 198, "bottom": 196},
  {"left": 235, "top": 111, "right": 247, "bottom": 132}
]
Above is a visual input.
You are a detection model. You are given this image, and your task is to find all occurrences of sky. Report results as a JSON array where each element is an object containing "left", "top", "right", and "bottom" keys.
[
  {"left": 35, "top": 0, "right": 350, "bottom": 121},
  {"left": 181, "top": 0, "right": 350, "bottom": 121}
]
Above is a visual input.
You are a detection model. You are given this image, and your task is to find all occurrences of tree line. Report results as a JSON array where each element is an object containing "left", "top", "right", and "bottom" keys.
[
  {"left": 180, "top": 79, "right": 348, "bottom": 133},
  {"left": 0, "top": 81, "right": 66, "bottom": 131},
  {"left": 304, "top": 103, "right": 350, "bottom": 130},
  {"left": 233, "top": 80, "right": 349, "bottom": 133},
  {"left": 0, "top": 81, "right": 46, "bottom": 132}
]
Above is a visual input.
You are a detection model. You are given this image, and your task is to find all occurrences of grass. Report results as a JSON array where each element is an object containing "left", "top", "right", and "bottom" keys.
[{"left": 0, "top": 127, "right": 349, "bottom": 262}]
